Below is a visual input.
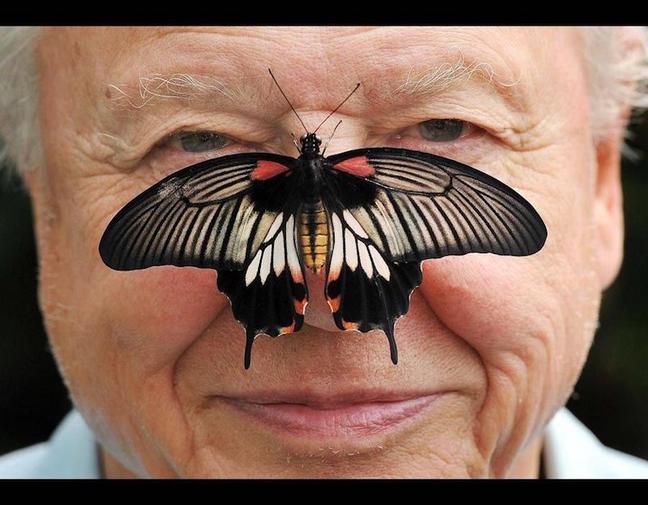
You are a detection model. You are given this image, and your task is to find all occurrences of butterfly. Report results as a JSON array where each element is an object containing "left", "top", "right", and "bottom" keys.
[{"left": 99, "top": 71, "right": 547, "bottom": 369}]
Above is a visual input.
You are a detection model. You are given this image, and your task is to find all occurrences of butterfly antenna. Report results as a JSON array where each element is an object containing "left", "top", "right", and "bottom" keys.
[
  {"left": 290, "top": 132, "right": 302, "bottom": 154},
  {"left": 268, "top": 68, "right": 309, "bottom": 135},
  {"left": 321, "top": 119, "right": 343, "bottom": 156},
  {"left": 313, "top": 82, "right": 361, "bottom": 135}
]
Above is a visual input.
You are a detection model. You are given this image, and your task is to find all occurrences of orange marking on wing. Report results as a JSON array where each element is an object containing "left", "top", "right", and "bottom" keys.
[
  {"left": 342, "top": 319, "right": 359, "bottom": 330},
  {"left": 333, "top": 156, "right": 375, "bottom": 177},
  {"left": 251, "top": 161, "right": 289, "bottom": 181},
  {"left": 280, "top": 323, "right": 296, "bottom": 334},
  {"left": 294, "top": 298, "right": 307, "bottom": 315},
  {"left": 327, "top": 295, "right": 341, "bottom": 313},
  {"left": 291, "top": 268, "right": 304, "bottom": 283}
]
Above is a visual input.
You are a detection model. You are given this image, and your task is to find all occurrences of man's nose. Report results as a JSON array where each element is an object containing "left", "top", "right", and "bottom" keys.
[{"left": 302, "top": 268, "right": 339, "bottom": 332}]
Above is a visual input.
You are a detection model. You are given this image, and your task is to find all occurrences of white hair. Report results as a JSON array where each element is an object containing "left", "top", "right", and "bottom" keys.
[
  {"left": 0, "top": 27, "right": 41, "bottom": 175},
  {"left": 0, "top": 27, "right": 647, "bottom": 175},
  {"left": 582, "top": 26, "right": 648, "bottom": 154}
]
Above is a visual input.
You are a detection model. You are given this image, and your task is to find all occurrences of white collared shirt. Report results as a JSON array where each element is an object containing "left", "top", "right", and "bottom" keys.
[{"left": 1, "top": 407, "right": 647, "bottom": 478}]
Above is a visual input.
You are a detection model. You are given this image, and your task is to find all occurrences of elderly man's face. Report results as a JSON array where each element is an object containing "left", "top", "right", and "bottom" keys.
[{"left": 25, "top": 27, "right": 623, "bottom": 477}]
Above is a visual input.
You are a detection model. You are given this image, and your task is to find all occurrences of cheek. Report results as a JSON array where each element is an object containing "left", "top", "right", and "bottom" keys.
[
  {"left": 417, "top": 246, "right": 597, "bottom": 354},
  {"left": 418, "top": 256, "right": 545, "bottom": 353},
  {"left": 416, "top": 214, "right": 601, "bottom": 416},
  {"left": 97, "top": 266, "right": 228, "bottom": 373}
]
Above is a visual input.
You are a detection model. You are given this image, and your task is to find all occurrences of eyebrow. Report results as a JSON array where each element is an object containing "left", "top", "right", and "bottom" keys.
[
  {"left": 106, "top": 54, "right": 522, "bottom": 112},
  {"left": 390, "top": 52, "right": 524, "bottom": 111},
  {"left": 105, "top": 73, "right": 249, "bottom": 110},
  {"left": 101, "top": 45, "right": 529, "bottom": 146}
]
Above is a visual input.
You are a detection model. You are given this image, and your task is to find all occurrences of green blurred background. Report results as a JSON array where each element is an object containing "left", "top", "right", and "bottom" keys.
[{"left": 1, "top": 115, "right": 647, "bottom": 460}]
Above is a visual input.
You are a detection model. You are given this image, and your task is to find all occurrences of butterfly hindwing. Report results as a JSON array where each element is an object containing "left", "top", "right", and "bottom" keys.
[
  {"left": 322, "top": 186, "right": 423, "bottom": 364},
  {"left": 217, "top": 204, "right": 308, "bottom": 369},
  {"left": 324, "top": 147, "right": 547, "bottom": 263}
]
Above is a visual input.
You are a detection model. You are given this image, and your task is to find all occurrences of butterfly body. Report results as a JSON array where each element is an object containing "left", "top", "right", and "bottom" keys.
[{"left": 293, "top": 134, "right": 333, "bottom": 274}]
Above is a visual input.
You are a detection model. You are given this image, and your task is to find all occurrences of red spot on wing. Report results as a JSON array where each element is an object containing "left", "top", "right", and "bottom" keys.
[
  {"left": 332, "top": 156, "right": 375, "bottom": 177},
  {"left": 290, "top": 266, "right": 304, "bottom": 283},
  {"left": 251, "top": 160, "right": 290, "bottom": 181}
]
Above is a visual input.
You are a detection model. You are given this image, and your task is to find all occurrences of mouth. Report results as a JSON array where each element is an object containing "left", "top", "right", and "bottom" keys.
[{"left": 213, "top": 390, "right": 447, "bottom": 442}]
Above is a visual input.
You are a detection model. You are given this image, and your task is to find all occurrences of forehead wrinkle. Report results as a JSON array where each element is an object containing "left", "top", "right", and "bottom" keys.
[{"left": 95, "top": 30, "right": 275, "bottom": 124}]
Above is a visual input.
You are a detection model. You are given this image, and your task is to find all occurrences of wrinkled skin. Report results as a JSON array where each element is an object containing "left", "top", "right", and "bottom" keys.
[{"left": 25, "top": 27, "right": 624, "bottom": 477}]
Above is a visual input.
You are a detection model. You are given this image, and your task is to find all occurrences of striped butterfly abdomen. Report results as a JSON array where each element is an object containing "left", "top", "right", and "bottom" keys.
[{"left": 299, "top": 198, "right": 329, "bottom": 273}]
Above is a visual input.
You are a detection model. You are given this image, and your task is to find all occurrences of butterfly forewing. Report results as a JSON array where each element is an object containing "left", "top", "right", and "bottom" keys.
[
  {"left": 99, "top": 153, "right": 295, "bottom": 271},
  {"left": 325, "top": 147, "right": 547, "bottom": 263}
]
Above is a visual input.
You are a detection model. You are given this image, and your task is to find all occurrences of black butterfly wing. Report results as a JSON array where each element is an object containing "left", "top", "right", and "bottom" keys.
[
  {"left": 321, "top": 147, "right": 547, "bottom": 363},
  {"left": 324, "top": 147, "right": 547, "bottom": 261},
  {"left": 321, "top": 184, "right": 422, "bottom": 364},
  {"left": 99, "top": 152, "right": 309, "bottom": 368},
  {"left": 100, "top": 153, "right": 298, "bottom": 271},
  {"left": 216, "top": 199, "right": 309, "bottom": 369}
]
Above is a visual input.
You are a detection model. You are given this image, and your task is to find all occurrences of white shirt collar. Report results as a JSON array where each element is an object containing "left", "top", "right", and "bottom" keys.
[
  {"left": 31, "top": 409, "right": 100, "bottom": 478},
  {"left": 543, "top": 407, "right": 648, "bottom": 478}
]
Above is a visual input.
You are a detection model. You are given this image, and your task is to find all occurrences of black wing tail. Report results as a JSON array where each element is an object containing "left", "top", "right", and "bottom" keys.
[
  {"left": 325, "top": 255, "right": 422, "bottom": 364},
  {"left": 322, "top": 187, "right": 423, "bottom": 364},
  {"left": 217, "top": 211, "right": 308, "bottom": 369}
]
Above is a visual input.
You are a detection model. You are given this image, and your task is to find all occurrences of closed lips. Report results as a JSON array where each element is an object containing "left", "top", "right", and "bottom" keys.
[{"left": 215, "top": 391, "right": 446, "bottom": 438}]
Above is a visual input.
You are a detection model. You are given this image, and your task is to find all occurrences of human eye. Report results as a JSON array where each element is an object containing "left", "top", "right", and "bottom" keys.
[
  {"left": 404, "top": 119, "right": 475, "bottom": 143},
  {"left": 135, "top": 129, "right": 251, "bottom": 182},
  {"left": 417, "top": 119, "right": 473, "bottom": 142},
  {"left": 382, "top": 117, "right": 493, "bottom": 163},
  {"left": 150, "top": 129, "right": 248, "bottom": 167},
  {"left": 166, "top": 131, "right": 232, "bottom": 153}
]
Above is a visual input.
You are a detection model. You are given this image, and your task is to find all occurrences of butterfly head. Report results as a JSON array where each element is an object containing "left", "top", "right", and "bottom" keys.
[{"left": 300, "top": 133, "right": 322, "bottom": 156}]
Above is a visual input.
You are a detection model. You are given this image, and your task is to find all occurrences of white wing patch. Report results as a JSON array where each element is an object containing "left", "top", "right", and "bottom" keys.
[
  {"left": 357, "top": 241, "right": 373, "bottom": 278},
  {"left": 259, "top": 247, "right": 273, "bottom": 284},
  {"left": 369, "top": 244, "right": 390, "bottom": 281},
  {"left": 328, "top": 210, "right": 391, "bottom": 282},
  {"left": 273, "top": 231, "right": 285, "bottom": 276},
  {"left": 343, "top": 209, "right": 369, "bottom": 239},
  {"left": 244, "top": 248, "right": 263, "bottom": 286},
  {"left": 285, "top": 215, "right": 303, "bottom": 282},
  {"left": 263, "top": 212, "right": 284, "bottom": 243},
  {"left": 329, "top": 213, "right": 344, "bottom": 278},
  {"left": 345, "top": 229, "right": 358, "bottom": 271},
  {"left": 245, "top": 213, "right": 301, "bottom": 287}
]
